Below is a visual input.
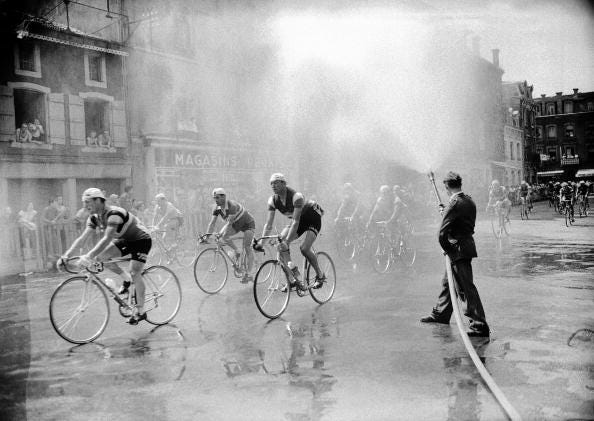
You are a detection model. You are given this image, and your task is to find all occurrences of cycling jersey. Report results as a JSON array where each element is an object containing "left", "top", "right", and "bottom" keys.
[
  {"left": 212, "top": 199, "right": 255, "bottom": 232},
  {"left": 577, "top": 184, "right": 588, "bottom": 195},
  {"left": 519, "top": 184, "right": 529, "bottom": 197},
  {"left": 560, "top": 186, "right": 574, "bottom": 201},
  {"left": 87, "top": 206, "right": 150, "bottom": 241},
  {"left": 489, "top": 186, "right": 506, "bottom": 201},
  {"left": 370, "top": 196, "right": 394, "bottom": 222},
  {"left": 154, "top": 202, "right": 183, "bottom": 225},
  {"left": 268, "top": 187, "right": 324, "bottom": 236}
]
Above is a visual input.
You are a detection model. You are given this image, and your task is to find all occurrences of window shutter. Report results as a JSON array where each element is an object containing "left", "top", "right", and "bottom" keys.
[
  {"left": 68, "top": 94, "right": 85, "bottom": 145},
  {"left": 0, "top": 86, "right": 15, "bottom": 142},
  {"left": 48, "top": 93, "right": 66, "bottom": 145},
  {"left": 112, "top": 100, "right": 127, "bottom": 147}
]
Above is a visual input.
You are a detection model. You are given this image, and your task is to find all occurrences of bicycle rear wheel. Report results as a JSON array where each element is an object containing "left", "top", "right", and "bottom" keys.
[
  {"left": 253, "top": 260, "right": 290, "bottom": 319},
  {"left": 49, "top": 276, "right": 109, "bottom": 344},
  {"left": 308, "top": 252, "right": 336, "bottom": 304},
  {"left": 176, "top": 235, "right": 198, "bottom": 267},
  {"left": 142, "top": 265, "right": 182, "bottom": 325},
  {"left": 193, "top": 248, "right": 228, "bottom": 294}
]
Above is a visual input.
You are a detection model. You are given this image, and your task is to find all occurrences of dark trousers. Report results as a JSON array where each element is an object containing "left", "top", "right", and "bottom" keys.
[{"left": 431, "top": 259, "right": 489, "bottom": 333}]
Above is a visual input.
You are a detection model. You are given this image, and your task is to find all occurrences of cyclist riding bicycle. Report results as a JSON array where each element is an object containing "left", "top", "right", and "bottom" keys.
[
  {"left": 152, "top": 193, "right": 184, "bottom": 246},
  {"left": 57, "top": 188, "right": 152, "bottom": 325},
  {"left": 366, "top": 185, "right": 394, "bottom": 234},
  {"left": 382, "top": 185, "right": 411, "bottom": 239},
  {"left": 205, "top": 187, "right": 257, "bottom": 283},
  {"left": 257, "top": 173, "right": 325, "bottom": 290},
  {"left": 487, "top": 180, "right": 511, "bottom": 220},
  {"left": 576, "top": 180, "right": 589, "bottom": 207},
  {"left": 559, "top": 182, "right": 575, "bottom": 222},
  {"left": 519, "top": 180, "right": 533, "bottom": 210},
  {"left": 334, "top": 182, "right": 361, "bottom": 224}
]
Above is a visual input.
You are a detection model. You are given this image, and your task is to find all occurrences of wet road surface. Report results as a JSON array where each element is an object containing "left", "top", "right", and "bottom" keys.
[{"left": 1, "top": 201, "right": 593, "bottom": 420}]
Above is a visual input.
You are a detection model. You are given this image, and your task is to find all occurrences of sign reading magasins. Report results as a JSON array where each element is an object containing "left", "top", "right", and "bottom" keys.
[{"left": 155, "top": 148, "right": 279, "bottom": 170}]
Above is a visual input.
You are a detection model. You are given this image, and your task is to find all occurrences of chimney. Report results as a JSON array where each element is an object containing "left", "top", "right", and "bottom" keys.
[
  {"left": 472, "top": 36, "right": 480, "bottom": 55},
  {"left": 541, "top": 94, "right": 546, "bottom": 98},
  {"left": 573, "top": 88, "right": 579, "bottom": 95},
  {"left": 556, "top": 92, "right": 563, "bottom": 96},
  {"left": 491, "top": 49, "right": 500, "bottom": 67}
]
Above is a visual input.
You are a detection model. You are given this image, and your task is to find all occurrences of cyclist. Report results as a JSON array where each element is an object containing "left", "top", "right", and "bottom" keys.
[
  {"left": 487, "top": 180, "right": 511, "bottom": 220},
  {"left": 576, "top": 180, "right": 589, "bottom": 209},
  {"left": 519, "top": 181, "right": 532, "bottom": 211},
  {"left": 152, "top": 193, "right": 184, "bottom": 246},
  {"left": 334, "top": 183, "right": 361, "bottom": 224},
  {"left": 57, "top": 188, "right": 152, "bottom": 324},
  {"left": 205, "top": 188, "right": 257, "bottom": 283},
  {"left": 559, "top": 182, "right": 575, "bottom": 222},
  {"left": 383, "top": 185, "right": 411, "bottom": 239},
  {"left": 366, "top": 185, "right": 394, "bottom": 233},
  {"left": 257, "top": 173, "right": 325, "bottom": 290}
]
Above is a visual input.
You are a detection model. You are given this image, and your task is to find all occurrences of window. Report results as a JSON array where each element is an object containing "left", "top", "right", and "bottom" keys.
[
  {"left": 84, "top": 51, "right": 107, "bottom": 88},
  {"left": 588, "top": 102, "right": 594, "bottom": 111},
  {"left": 547, "top": 147, "right": 557, "bottom": 161},
  {"left": 547, "top": 103, "right": 555, "bottom": 115},
  {"left": 536, "top": 126, "right": 543, "bottom": 139},
  {"left": 84, "top": 99, "right": 109, "bottom": 139},
  {"left": 563, "top": 146, "right": 575, "bottom": 157},
  {"left": 547, "top": 125, "right": 556, "bottom": 139},
  {"left": 509, "top": 142, "right": 514, "bottom": 160},
  {"left": 565, "top": 124, "right": 574, "bottom": 138},
  {"left": 13, "top": 89, "right": 46, "bottom": 141},
  {"left": 517, "top": 143, "right": 521, "bottom": 161},
  {"left": 14, "top": 41, "right": 41, "bottom": 78},
  {"left": 564, "top": 101, "right": 573, "bottom": 114}
]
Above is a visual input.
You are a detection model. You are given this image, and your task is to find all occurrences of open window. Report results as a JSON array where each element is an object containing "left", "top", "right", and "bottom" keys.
[
  {"left": 547, "top": 125, "right": 557, "bottom": 139},
  {"left": 13, "top": 89, "right": 46, "bottom": 143},
  {"left": 84, "top": 98, "right": 109, "bottom": 145},
  {"left": 565, "top": 124, "right": 575, "bottom": 138}
]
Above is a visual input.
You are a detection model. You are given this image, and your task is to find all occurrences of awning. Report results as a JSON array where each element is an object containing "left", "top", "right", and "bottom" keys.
[
  {"left": 575, "top": 169, "right": 594, "bottom": 178},
  {"left": 536, "top": 170, "right": 564, "bottom": 176}
]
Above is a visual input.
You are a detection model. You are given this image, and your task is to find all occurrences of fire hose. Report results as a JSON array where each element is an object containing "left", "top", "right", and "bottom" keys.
[{"left": 428, "top": 171, "right": 522, "bottom": 421}]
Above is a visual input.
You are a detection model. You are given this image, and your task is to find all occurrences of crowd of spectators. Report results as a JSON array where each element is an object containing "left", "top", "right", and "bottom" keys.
[
  {"left": 15, "top": 119, "right": 45, "bottom": 144},
  {"left": 86, "top": 130, "right": 114, "bottom": 149}
]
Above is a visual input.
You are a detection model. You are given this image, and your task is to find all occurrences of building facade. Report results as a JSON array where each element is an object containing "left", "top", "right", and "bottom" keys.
[{"left": 532, "top": 89, "right": 594, "bottom": 182}]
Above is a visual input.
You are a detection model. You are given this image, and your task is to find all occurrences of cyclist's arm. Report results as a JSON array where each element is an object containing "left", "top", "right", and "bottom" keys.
[
  {"left": 205, "top": 214, "right": 218, "bottom": 234},
  {"left": 62, "top": 226, "right": 95, "bottom": 258},
  {"left": 285, "top": 204, "right": 303, "bottom": 242},
  {"left": 262, "top": 209, "right": 276, "bottom": 237}
]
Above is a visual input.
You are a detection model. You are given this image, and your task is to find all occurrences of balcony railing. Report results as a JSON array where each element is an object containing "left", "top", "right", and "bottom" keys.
[{"left": 561, "top": 157, "right": 579, "bottom": 166}]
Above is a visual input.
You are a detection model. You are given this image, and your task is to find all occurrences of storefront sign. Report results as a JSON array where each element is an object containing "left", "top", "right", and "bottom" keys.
[{"left": 155, "top": 148, "right": 279, "bottom": 170}]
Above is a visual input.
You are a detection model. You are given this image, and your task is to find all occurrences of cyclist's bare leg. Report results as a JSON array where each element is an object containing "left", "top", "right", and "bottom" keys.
[
  {"left": 128, "top": 259, "right": 145, "bottom": 315},
  {"left": 278, "top": 226, "right": 292, "bottom": 267},
  {"left": 221, "top": 225, "right": 240, "bottom": 258},
  {"left": 300, "top": 230, "right": 322, "bottom": 279},
  {"left": 242, "top": 229, "right": 255, "bottom": 274}
]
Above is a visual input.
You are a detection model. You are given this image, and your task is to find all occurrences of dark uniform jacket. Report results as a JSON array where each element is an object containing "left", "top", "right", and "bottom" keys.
[{"left": 438, "top": 192, "right": 478, "bottom": 262}]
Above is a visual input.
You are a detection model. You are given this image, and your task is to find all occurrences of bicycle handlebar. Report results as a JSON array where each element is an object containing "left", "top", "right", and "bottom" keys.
[{"left": 59, "top": 256, "right": 131, "bottom": 274}]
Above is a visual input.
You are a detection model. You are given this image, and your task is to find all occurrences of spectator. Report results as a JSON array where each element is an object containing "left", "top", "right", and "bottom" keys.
[
  {"left": 119, "top": 185, "right": 134, "bottom": 211},
  {"left": 32, "top": 119, "right": 45, "bottom": 143},
  {"left": 42, "top": 198, "right": 59, "bottom": 225},
  {"left": 74, "top": 205, "right": 90, "bottom": 232},
  {"left": 55, "top": 196, "right": 70, "bottom": 221},
  {"left": 98, "top": 130, "right": 114, "bottom": 149},
  {"left": 87, "top": 130, "right": 99, "bottom": 147},
  {"left": 18, "top": 202, "right": 38, "bottom": 254},
  {"left": 16, "top": 123, "right": 31, "bottom": 143},
  {"left": 108, "top": 194, "right": 120, "bottom": 207},
  {"left": 29, "top": 122, "right": 42, "bottom": 144}
]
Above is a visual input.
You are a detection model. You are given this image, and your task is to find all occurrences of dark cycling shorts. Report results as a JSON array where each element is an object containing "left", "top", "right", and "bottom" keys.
[
  {"left": 296, "top": 204, "right": 323, "bottom": 237},
  {"left": 231, "top": 212, "right": 256, "bottom": 232},
  {"left": 113, "top": 238, "right": 152, "bottom": 263}
]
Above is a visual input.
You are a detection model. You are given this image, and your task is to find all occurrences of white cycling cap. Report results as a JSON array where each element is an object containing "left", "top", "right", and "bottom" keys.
[
  {"left": 270, "top": 173, "right": 286, "bottom": 183},
  {"left": 155, "top": 193, "right": 166, "bottom": 200},
  {"left": 81, "top": 187, "right": 105, "bottom": 202},
  {"left": 212, "top": 187, "right": 226, "bottom": 196}
]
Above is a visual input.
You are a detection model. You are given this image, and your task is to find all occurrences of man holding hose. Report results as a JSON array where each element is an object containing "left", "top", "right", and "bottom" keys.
[{"left": 421, "top": 171, "right": 490, "bottom": 338}]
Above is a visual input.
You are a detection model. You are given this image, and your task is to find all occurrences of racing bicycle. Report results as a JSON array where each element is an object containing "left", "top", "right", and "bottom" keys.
[
  {"left": 487, "top": 202, "right": 510, "bottom": 239},
  {"left": 50, "top": 256, "right": 182, "bottom": 344},
  {"left": 560, "top": 199, "right": 575, "bottom": 227},
  {"left": 372, "top": 221, "right": 416, "bottom": 273},
  {"left": 251, "top": 235, "right": 336, "bottom": 319},
  {"left": 146, "top": 228, "right": 198, "bottom": 267}
]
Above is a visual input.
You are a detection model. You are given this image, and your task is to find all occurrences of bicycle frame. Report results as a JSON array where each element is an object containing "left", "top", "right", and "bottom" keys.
[{"left": 199, "top": 233, "right": 250, "bottom": 276}]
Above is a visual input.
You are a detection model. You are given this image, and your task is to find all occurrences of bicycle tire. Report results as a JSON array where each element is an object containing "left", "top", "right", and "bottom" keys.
[
  {"left": 372, "top": 236, "right": 391, "bottom": 274},
  {"left": 142, "top": 265, "right": 182, "bottom": 325},
  {"left": 399, "top": 236, "right": 417, "bottom": 267},
  {"left": 193, "top": 248, "right": 228, "bottom": 294},
  {"left": 253, "top": 260, "right": 290, "bottom": 319},
  {"left": 175, "top": 235, "right": 198, "bottom": 267},
  {"left": 490, "top": 213, "right": 502, "bottom": 239},
  {"left": 335, "top": 225, "right": 356, "bottom": 262},
  {"left": 308, "top": 252, "right": 336, "bottom": 304},
  {"left": 49, "top": 276, "right": 109, "bottom": 344},
  {"left": 565, "top": 207, "right": 570, "bottom": 227}
]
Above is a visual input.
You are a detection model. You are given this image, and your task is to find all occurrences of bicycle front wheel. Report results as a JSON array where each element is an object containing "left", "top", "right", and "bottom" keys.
[
  {"left": 49, "top": 276, "right": 109, "bottom": 344},
  {"left": 142, "top": 265, "right": 182, "bottom": 325},
  {"left": 372, "top": 237, "right": 390, "bottom": 273},
  {"left": 336, "top": 230, "right": 356, "bottom": 262},
  {"left": 253, "top": 260, "right": 290, "bottom": 319},
  {"left": 176, "top": 235, "right": 198, "bottom": 267},
  {"left": 308, "top": 252, "right": 336, "bottom": 304},
  {"left": 399, "top": 236, "right": 417, "bottom": 267},
  {"left": 193, "top": 248, "right": 229, "bottom": 294}
]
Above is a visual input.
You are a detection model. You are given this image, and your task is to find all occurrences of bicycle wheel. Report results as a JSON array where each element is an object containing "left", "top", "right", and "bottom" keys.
[
  {"left": 193, "top": 248, "right": 228, "bottom": 294},
  {"left": 49, "top": 276, "right": 109, "bottom": 344},
  {"left": 175, "top": 235, "right": 198, "bottom": 267},
  {"left": 490, "top": 212, "right": 502, "bottom": 238},
  {"left": 335, "top": 229, "right": 356, "bottom": 262},
  {"left": 253, "top": 260, "right": 290, "bottom": 319},
  {"left": 372, "top": 236, "right": 390, "bottom": 274},
  {"left": 565, "top": 207, "right": 570, "bottom": 227},
  {"left": 308, "top": 252, "right": 336, "bottom": 304},
  {"left": 399, "top": 236, "right": 417, "bottom": 267},
  {"left": 142, "top": 265, "right": 182, "bottom": 325}
]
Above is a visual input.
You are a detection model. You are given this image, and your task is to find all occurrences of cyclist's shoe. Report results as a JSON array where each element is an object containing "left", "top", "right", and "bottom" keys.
[
  {"left": 127, "top": 312, "right": 147, "bottom": 325},
  {"left": 312, "top": 273, "right": 326, "bottom": 289},
  {"left": 281, "top": 281, "right": 297, "bottom": 293},
  {"left": 118, "top": 281, "right": 131, "bottom": 295}
]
